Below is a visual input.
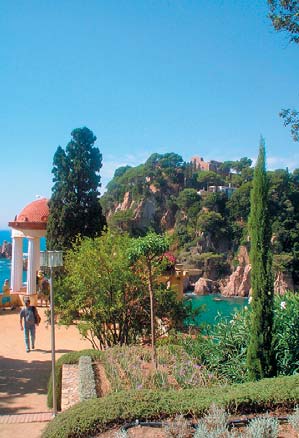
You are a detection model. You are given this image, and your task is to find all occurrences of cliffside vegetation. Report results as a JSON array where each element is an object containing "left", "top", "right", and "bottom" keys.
[{"left": 101, "top": 152, "right": 299, "bottom": 287}]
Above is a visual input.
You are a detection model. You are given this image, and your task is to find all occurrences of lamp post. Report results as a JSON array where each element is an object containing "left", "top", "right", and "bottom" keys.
[{"left": 40, "top": 250, "right": 63, "bottom": 417}]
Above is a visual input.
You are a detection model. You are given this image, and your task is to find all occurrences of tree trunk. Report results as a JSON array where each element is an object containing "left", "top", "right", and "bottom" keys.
[{"left": 147, "top": 258, "right": 157, "bottom": 370}]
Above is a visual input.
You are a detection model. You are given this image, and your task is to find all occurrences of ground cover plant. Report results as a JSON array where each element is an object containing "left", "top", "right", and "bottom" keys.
[
  {"left": 101, "top": 345, "right": 219, "bottom": 392},
  {"left": 42, "top": 374, "right": 299, "bottom": 438}
]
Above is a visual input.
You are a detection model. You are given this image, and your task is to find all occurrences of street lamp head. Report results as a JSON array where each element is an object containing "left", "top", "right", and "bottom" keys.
[{"left": 40, "top": 251, "right": 63, "bottom": 268}]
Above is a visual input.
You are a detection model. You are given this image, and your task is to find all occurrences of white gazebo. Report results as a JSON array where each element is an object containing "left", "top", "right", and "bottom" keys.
[{"left": 8, "top": 198, "right": 49, "bottom": 303}]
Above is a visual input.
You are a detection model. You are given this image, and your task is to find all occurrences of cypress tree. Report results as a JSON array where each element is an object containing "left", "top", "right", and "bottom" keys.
[
  {"left": 47, "top": 127, "right": 106, "bottom": 250},
  {"left": 246, "top": 138, "right": 276, "bottom": 380}
]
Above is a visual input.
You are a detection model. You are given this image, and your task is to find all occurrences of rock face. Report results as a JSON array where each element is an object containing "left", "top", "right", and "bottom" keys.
[
  {"left": 274, "top": 271, "right": 294, "bottom": 295},
  {"left": 194, "top": 278, "right": 218, "bottom": 295},
  {"left": 221, "top": 245, "right": 251, "bottom": 297},
  {"left": 221, "top": 264, "right": 251, "bottom": 297},
  {"left": 0, "top": 241, "right": 12, "bottom": 259}
]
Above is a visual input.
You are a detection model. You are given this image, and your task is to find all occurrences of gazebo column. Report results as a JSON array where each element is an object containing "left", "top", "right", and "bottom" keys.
[
  {"left": 27, "top": 237, "right": 39, "bottom": 295},
  {"left": 34, "top": 237, "right": 41, "bottom": 276},
  {"left": 11, "top": 236, "right": 23, "bottom": 292}
]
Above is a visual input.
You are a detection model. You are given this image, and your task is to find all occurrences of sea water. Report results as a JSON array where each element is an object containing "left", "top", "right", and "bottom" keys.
[
  {"left": 0, "top": 229, "right": 46, "bottom": 289},
  {"left": 185, "top": 293, "right": 248, "bottom": 326}
]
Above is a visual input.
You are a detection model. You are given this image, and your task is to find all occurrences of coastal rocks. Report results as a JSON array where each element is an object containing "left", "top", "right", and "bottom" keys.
[
  {"left": 274, "top": 271, "right": 294, "bottom": 295},
  {"left": 194, "top": 278, "right": 218, "bottom": 295},
  {"left": 0, "top": 240, "right": 12, "bottom": 259},
  {"left": 221, "top": 264, "right": 251, "bottom": 297},
  {"left": 221, "top": 245, "right": 251, "bottom": 297}
]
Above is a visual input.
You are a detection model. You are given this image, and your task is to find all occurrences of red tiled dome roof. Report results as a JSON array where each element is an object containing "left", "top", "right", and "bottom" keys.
[{"left": 16, "top": 198, "right": 49, "bottom": 223}]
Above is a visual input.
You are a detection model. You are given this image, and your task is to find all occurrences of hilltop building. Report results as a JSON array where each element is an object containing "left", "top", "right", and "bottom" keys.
[{"left": 191, "top": 156, "right": 223, "bottom": 173}]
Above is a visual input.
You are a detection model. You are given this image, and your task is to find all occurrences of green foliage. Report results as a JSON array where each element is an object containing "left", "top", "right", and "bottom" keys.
[
  {"left": 57, "top": 232, "right": 153, "bottom": 349},
  {"left": 279, "top": 109, "right": 299, "bottom": 142},
  {"left": 107, "top": 208, "right": 135, "bottom": 234},
  {"left": 197, "top": 211, "right": 227, "bottom": 239},
  {"left": 268, "top": 0, "right": 299, "bottom": 44},
  {"left": 273, "top": 292, "right": 299, "bottom": 375},
  {"left": 128, "top": 232, "right": 170, "bottom": 264},
  {"left": 227, "top": 182, "right": 252, "bottom": 222},
  {"left": 185, "top": 310, "right": 250, "bottom": 384},
  {"left": 42, "top": 374, "right": 299, "bottom": 438},
  {"left": 196, "top": 171, "right": 225, "bottom": 189},
  {"left": 268, "top": 1, "right": 299, "bottom": 141},
  {"left": 247, "top": 139, "right": 276, "bottom": 380},
  {"left": 176, "top": 188, "right": 200, "bottom": 211},
  {"left": 113, "top": 165, "right": 132, "bottom": 178},
  {"left": 200, "top": 191, "right": 227, "bottom": 214},
  {"left": 273, "top": 252, "right": 293, "bottom": 272},
  {"left": 47, "top": 127, "right": 106, "bottom": 250},
  {"left": 56, "top": 231, "right": 189, "bottom": 353},
  {"left": 128, "top": 232, "right": 170, "bottom": 367},
  {"left": 231, "top": 157, "right": 253, "bottom": 174}
]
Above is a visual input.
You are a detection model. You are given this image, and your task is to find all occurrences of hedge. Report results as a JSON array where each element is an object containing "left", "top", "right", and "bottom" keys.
[
  {"left": 47, "top": 349, "right": 103, "bottom": 411},
  {"left": 42, "top": 374, "right": 299, "bottom": 438},
  {"left": 78, "top": 356, "right": 97, "bottom": 401}
]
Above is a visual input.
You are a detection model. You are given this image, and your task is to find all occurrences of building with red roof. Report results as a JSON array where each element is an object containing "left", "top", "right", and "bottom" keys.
[{"left": 8, "top": 198, "right": 49, "bottom": 303}]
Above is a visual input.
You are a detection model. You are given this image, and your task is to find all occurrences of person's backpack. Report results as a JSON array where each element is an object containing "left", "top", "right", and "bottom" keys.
[
  {"left": 33, "top": 306, "right": 41, "bottom": 325},
  {"left": 25, "top": 306, "right": 41, "bottom": 325}
]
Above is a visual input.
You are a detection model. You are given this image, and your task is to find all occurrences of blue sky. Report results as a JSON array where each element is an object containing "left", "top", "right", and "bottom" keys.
[{"left": 0, "top": 1, "right": 298, "bottom": 229}]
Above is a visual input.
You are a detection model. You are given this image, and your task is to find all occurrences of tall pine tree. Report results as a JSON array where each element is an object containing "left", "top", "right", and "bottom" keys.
[
  {"left": 246, "top": 138, "right": 276, "bottom": 380},
  {"left": 47, "top": 127, "right": 106, "bottom": 250}
]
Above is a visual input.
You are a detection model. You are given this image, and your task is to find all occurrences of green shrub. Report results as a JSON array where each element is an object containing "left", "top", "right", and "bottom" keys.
[
  {"left": 182, "top": 310, "right": 250, "bottom": 384},
  {"left": 273, "top": 292, "right": 299, "bottom": 375},
  {"left": 47, "top": 349, "right": 103, "bottom": 411},
  {"left": 42, "top": 374, "right": 299, "bottom": 438}
]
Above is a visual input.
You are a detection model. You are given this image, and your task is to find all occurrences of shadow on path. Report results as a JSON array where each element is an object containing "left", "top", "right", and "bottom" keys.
[{"left": 0, "top": 351, "right": 72, "bottom": 414}]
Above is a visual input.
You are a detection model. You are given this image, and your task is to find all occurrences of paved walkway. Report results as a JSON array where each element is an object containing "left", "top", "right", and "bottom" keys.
[{"left": 0, "top": 307, "right": 91, "bottom": 438}]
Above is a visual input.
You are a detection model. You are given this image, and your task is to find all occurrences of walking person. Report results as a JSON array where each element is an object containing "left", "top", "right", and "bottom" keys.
[{"left": 20, "top": 296, "right": 41, "bottom": 352}]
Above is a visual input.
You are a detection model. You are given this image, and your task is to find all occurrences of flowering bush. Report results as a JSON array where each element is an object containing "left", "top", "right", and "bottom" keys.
[
  {"left": 273, "top": 292, "right": 299, "bottom": 375},
  {"left": 160, "top": 251, "right": 177, "bottom": 272}
]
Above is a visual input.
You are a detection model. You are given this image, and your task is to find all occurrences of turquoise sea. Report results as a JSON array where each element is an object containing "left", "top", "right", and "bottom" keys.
[
  {"left": 186, "top": 293, "right": 247, "bottom": 326},
  {"left": 0, "top": 229, "right": 46, "bottom": 290}
]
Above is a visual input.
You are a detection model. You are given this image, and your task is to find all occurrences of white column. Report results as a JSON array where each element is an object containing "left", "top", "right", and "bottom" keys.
[
  {"left": 11, "top": 236, "right": 23, "bottom": 292},
  {"left": 27, "top": 237, "right": 39, "bottom": 295},
  {"left": 34, "top": 237, "right": 41, "bottom": 275}
]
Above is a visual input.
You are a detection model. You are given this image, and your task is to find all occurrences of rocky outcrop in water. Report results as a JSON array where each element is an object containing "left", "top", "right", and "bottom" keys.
[
  {"left": 194, "top": 278, "right": 219, "bottom": 295},
  {"left": 0, "top": 241, "right": 12, "bottom": 259}
]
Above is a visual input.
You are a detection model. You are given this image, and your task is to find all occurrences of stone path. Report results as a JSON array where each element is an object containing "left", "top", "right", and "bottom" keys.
[{"left": 0, "top": 307, "right": 91, "bottom": 438}]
